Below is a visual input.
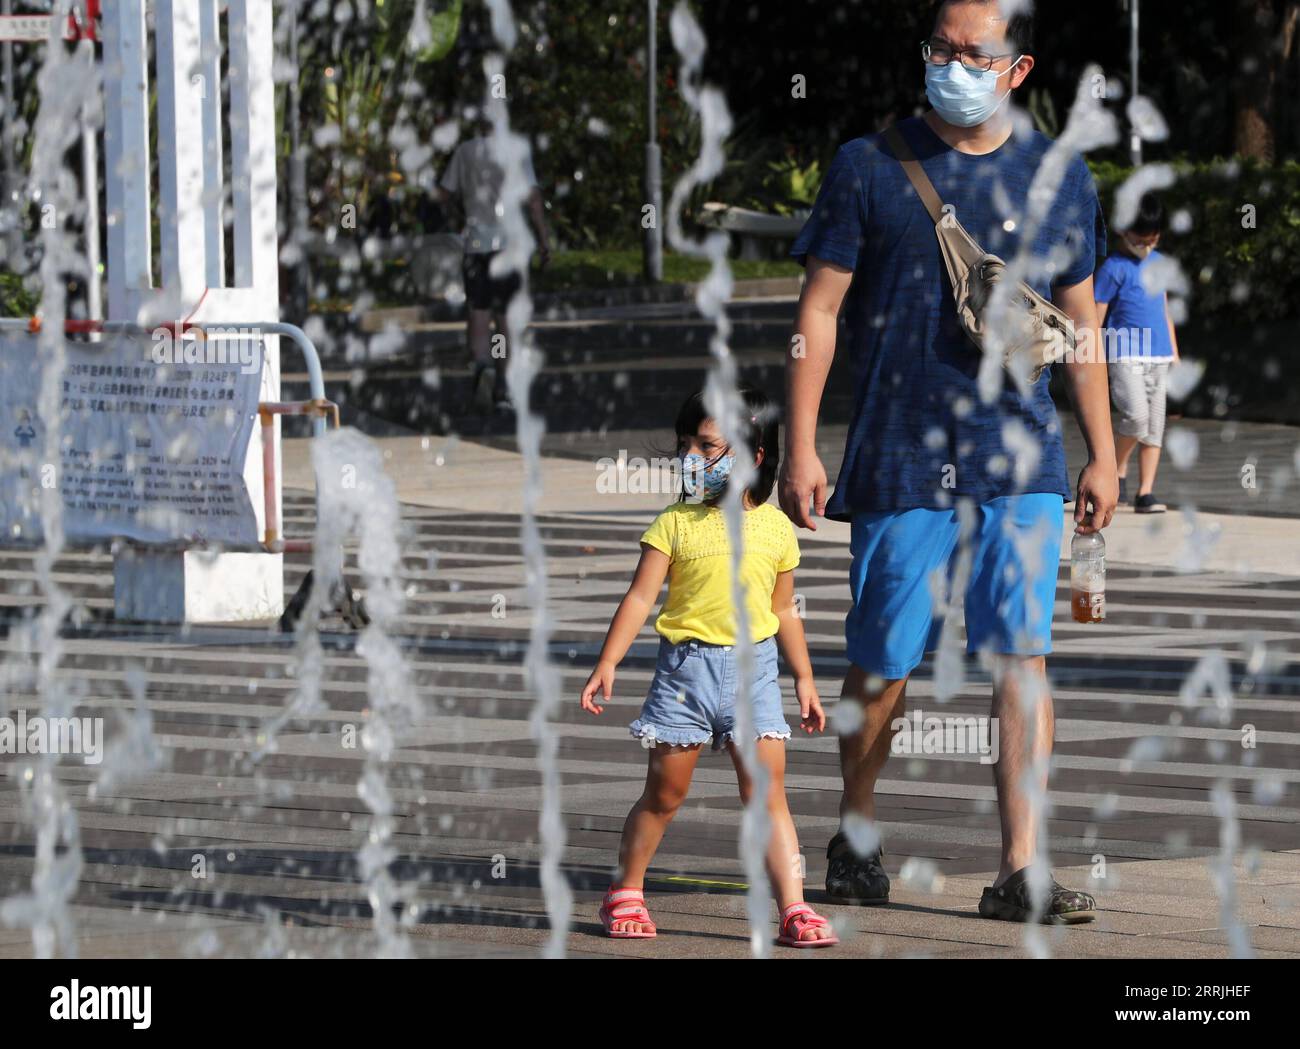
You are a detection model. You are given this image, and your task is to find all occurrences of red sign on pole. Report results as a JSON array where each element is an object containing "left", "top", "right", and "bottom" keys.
[{"left": 0, "top": 1, "right": 98, "bottom": 43}]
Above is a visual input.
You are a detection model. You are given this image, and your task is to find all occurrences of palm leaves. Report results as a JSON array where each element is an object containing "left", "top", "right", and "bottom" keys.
[{"left": 297, "top": 0, "right": 462, "bottom": 221}]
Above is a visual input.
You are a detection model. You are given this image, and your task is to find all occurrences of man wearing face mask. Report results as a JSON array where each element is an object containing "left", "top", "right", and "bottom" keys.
[{"left": 781, "top": 0, "right": 1117, "bottom": 925}]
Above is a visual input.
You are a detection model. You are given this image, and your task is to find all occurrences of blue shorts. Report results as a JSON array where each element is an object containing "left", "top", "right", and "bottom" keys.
[
  {"left": 846, "top": 494, "right": 1064, "bottom": 679},
  {"left": 630, "top": 636, "right": 792, "bottom": 751}
]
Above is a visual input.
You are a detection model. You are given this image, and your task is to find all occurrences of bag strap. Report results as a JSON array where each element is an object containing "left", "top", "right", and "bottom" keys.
[{"left": 884, "top": 124, "right": 945, "bottom": 225}]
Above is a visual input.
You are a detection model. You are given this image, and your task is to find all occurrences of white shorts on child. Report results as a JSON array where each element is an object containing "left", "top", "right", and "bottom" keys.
[{"left": 1110, "top": 360, "right": 1171, "bottom": 447}]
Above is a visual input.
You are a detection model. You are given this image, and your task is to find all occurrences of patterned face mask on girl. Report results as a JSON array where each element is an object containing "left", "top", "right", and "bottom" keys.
[{"left": 679, "top": 450, "right": 735, "bottom": 502}]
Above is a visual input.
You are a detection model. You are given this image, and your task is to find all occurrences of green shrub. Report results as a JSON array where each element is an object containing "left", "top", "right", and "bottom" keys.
[
  {"left": 0, "top": 268, "right": 37, "bottom": 318},
  {"left": 533, "top": 249, "right": 799, "bottom": 293},
  {"left": 1089, "top": 158, "right": 1300, "bottom": 324}
]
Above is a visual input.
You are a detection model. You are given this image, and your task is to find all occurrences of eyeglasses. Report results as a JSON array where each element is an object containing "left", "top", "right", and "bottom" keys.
[{"left": 921, "top": 38, "right": 1019, "bottom": 72}]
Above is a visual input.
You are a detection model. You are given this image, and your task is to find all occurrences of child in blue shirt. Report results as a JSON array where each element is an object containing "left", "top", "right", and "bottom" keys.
[{"left": 1094, "top": 194, "right": 1181, "bottom": 513}]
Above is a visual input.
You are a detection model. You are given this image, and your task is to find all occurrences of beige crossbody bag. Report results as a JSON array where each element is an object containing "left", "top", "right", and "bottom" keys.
[{"left": 883, "top": 125, "right": 1075, "bottom": 382}]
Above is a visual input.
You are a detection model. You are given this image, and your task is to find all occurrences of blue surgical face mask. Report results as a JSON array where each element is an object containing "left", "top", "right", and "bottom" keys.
[
  {"left": 925, "top": 55, "right": 1022, "bottom": 128},
  {"left": 679, "top": 450, "right": 734, "bottom": 502}
]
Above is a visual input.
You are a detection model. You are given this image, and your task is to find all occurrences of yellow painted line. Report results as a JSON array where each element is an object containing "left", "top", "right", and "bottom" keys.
[{"left": 654, "top": 875, "right": 748, "bottom": 890}]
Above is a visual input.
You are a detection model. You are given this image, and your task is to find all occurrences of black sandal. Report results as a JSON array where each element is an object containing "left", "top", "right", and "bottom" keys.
[
  {"left": 825, "top": 832, "right": 890, "bottom": 905},
  {"left": 979, "top": 867, "right": 1097, "bottom": 925}
]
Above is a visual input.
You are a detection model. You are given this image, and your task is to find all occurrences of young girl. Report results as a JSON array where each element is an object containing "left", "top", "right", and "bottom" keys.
[{"left": 579, "top": 385, "right": 837, "bottom": 948}]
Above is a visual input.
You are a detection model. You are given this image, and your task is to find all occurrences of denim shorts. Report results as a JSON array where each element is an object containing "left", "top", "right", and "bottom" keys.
[{"left": 630, "top": 636, "right": 792, "bottom": 751}]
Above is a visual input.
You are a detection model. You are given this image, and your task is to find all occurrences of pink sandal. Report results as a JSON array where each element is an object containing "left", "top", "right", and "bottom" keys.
[
  {"left": 777, "top": 902, "right": 839, "bottom": 948},
  {"left": 599, "top": 887, "right": 658, "bottom": 939}
]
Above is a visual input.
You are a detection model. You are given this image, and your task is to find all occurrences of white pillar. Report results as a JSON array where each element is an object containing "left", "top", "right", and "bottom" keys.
[
  {"left": 104, "top": 0, "right": 284, "bottom": 624},
  {"left": 197, "top": 0, "right": 225, "bottom": 288},
  {"left": 101, "top": 0, "right": 151, "bottom": 315}
]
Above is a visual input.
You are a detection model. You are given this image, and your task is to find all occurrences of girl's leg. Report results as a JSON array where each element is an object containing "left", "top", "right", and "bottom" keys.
[
  {"left": 610, "top": 743, "right": 701, "bottom": 934},
  {"left": 728, "top": 739, "right": 834, "bottom": 942}
]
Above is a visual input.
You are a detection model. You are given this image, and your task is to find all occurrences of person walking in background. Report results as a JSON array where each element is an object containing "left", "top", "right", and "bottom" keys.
[
  {"left": 438, "top": 116, "right": 552, "bottom": 412},
  {"left": 1095, "top": 193, "right": 1180, "bottom": 514}
]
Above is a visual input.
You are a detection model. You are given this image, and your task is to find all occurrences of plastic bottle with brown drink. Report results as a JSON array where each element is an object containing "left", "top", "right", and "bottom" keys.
[{"left": 1070, "top": 530, "right": 1106, "bottom": 623}]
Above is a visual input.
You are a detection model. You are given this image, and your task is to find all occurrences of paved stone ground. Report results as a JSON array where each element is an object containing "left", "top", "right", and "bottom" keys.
[{"left": 2, "top": 489, "right": 1298, "bottom": 958}]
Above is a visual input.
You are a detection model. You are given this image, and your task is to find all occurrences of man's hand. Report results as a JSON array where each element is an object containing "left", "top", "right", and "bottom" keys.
[
  {"left": 1074, "top": 458, "right": 1118, "bottom": 533},
  {"left": 1054, "top": 277, "right": 1118, "bottom": 534},
  {"left": 778, "top": 448, "right": 828, "bottom": 531}
]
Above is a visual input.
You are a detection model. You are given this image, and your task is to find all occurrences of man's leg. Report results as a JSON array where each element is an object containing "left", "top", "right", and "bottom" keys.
[
  {"left": 827, "top": 669, "right": 906, "bottom": 902},
  {"left": 489, "top": 308, "right": 511, "bottom": 402},
  {"left": 466, "top": 308, "right": 496, "bottom": 411},
  {"left": 467, "top": 308, "right": 493, "bottom": 364},
  {"left": 838, "top": 667, "right": 908, "bottom": 823},
  {"left": 829, "top": 507, "right": 956, "bottom": 903},
  {"left": 968, "top": 495, "right": 1097, "bottom": 924},
  {"left": 463, "top": 252, "right": 493, "bottom": 365},
  {"left": 477, "top": 264, "right": 523, "bottom": 410},
  {"left": 488, "top": 307, "right": 507, "bottom": 353},
  {"left": 989, "top": 654, "right": 1053, "bottom": 884}
]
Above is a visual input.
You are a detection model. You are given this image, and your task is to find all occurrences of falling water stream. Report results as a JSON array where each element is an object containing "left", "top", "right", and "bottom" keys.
[
  {"left": 979, "top": 62, "right": 1257, "bottom": 954},
  {"left": 0, "top": 10, "right": 97, "bottom": 959},
  {"left": 664, "top": 2, "right": 772, "bottom": 957},
  {"left": 483, "top": 0, "right": 573, "bottom": 958},
  {"left": 0, "top": 0, "right": 1282, "bottom": 961},
  {"left": 320, "top": 430, "right": 423, "bottom": 958}
]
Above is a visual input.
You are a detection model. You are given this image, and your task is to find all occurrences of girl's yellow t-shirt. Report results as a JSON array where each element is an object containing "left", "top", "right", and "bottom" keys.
[{"left": 639, "top": 501, "right": 800, "bottom": 646}]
